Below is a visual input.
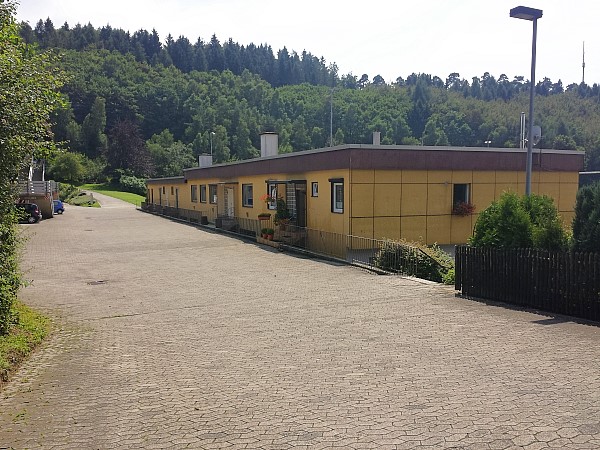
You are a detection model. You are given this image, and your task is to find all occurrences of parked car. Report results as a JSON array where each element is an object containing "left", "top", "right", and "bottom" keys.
[
  {"left": 53, "top": 199, "right": 65, "bottom": 214},
  {"left": 15, "top": 203, "right": 42, "bottom": 223}
]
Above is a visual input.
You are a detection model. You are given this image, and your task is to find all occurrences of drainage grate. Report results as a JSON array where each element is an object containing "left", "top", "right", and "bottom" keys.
[{"left": 87, "top": 280, "right": 108, "bottom": 285}]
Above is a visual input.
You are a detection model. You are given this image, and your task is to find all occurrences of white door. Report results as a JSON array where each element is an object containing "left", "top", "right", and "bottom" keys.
[{"left": 225, "top": 187, "right": 235, "bottom": 218}]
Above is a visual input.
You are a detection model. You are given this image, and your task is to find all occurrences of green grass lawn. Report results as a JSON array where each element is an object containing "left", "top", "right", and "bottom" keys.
[
  {"left": 0, "top": 302, "right": 51, "bottom": 384},
  {"left": 79, "top": 183, "right": 145, "bottom": 206}
]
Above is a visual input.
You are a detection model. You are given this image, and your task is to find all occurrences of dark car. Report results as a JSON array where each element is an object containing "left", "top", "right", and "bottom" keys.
[
  {"left": 15, "top": 203, "right": 42, "bottom": 223},
  {"left": 53, "top": 199, "right": 65, "bottom": 214}
]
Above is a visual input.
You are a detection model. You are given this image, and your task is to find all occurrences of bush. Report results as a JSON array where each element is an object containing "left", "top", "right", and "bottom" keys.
[
  {"left": 59, "top": 183, "right": 79, "bottom": 202},
  {"left": 372, "top": 239, "right": 454, "bottom": 283},
  {"left": 470, "top": 192, "right": 567, "bottom": 250},
  {"left": 572, "top": 182, "right": 600, "bottom": 252},
  {"left": 118, "top": 174, "right": 147, "bottom": 196}
]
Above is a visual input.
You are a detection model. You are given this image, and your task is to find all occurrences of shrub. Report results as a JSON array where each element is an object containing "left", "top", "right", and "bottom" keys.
[
  {"left": 470, "top": 192, "right": 567, "bottom": 250},
  {"left": 59, "top": 183, "right": 80, "bottom": 202},
  {"left": 118, "top": 174, "right": 147, "bottom": 196},
  {"left": 372, "top": 239, "right": 454, "bottom": 283},
  {"left": 572, "top": 182, "right": 600, "bottom": 252}
]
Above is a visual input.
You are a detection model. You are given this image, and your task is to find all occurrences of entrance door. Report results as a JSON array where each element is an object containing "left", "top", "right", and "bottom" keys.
[
  {"left": 225, "top": 187, "right": 235, "bottom": 217},
  {"left": 175, "top": 188, "right": 179, "bottom": 209}
]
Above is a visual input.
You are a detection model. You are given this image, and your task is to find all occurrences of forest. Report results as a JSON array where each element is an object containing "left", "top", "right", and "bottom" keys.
[{"left": 22, "top": 18, "right": 600, "bottom": 184}]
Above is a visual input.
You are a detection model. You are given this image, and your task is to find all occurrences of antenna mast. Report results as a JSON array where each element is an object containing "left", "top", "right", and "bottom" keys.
[{"left": 582, "top": 41, "right": 586, "bottom": 84}]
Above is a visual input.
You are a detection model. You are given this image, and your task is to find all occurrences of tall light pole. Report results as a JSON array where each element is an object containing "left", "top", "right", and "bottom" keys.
[
  {"left": 209, "top": 131, "right": 215, "bottom": 156},
  {"left": 510, "top": 5, "right": 543, "bottom": 196}
]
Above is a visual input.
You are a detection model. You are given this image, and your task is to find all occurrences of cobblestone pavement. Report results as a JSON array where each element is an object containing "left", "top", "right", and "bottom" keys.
[{"left": 1, "top": 193, "right": 600, "bottom": 449}]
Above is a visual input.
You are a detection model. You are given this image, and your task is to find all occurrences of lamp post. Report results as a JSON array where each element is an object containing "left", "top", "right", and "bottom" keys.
[
  {"left": 484, "top": 140, "right": 492, "bottom": 148},
  {"left": 209, "top": 131, "right": 215, "bottom": 156},
  {"left": 510, "top": 5, "right": 543, "bottom": 196}
]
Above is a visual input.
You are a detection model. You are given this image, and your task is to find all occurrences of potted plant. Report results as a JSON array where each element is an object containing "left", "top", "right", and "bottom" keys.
[
  {"left": 274, "top": 197, "right": 291, "bottom": 230},
  {"left": 266, "top": 228, "right": 275, "bottom": 240},
  {"left": 261, "top": 227, "right": 268, "bottom": 238},
  {"left": 452, "top": 201, "right": 476, "bottom": 216},
  {"left": 258, "top": 212, "right": 271, "bottom": 220}
]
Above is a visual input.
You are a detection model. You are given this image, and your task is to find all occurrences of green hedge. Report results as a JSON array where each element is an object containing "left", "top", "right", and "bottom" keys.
[
  {"left": 118, "top": 175, "right": 147, "bottom": 196},
  {"left": 372, "top": 240, "right": 454, "bottom": 283}
]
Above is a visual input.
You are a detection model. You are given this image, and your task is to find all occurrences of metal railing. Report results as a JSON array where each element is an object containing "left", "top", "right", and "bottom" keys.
[
  {"left": 140, "top": 203, "right": 443, "bottom": 277},
  {"left": 18, "top": 180, "right": 55, "bottom": 196}
]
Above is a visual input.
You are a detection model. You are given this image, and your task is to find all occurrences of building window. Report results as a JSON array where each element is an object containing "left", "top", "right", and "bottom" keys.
[
  {"left": 453, "top": 184, "right": 470, "bottom": 206},
  {"left": 200, "top": 185, "right": 207, "bottom": 203},
  {"left": 170, "top": 186, "right": 174, "bottom": 195},
  {"left": 267, "top": 183, "right": 277, "bottom": 210},
  {"left": 242, "top": 184, "right": 253, "bottom": 207},
  {"left": 311, "top": 182, "right": 319, "bottom": 197},
  {"left": 191, "top": 185, "right": 198, "bottom": 203},
  {"left": 209, "top": 184, "right": 217, "bottom": 204},
  {"left": 329, "top": 178, "right": 344, "bottom": 213},
  {"left": 162, "top": 186, "right": 166, "bottom": 195}
]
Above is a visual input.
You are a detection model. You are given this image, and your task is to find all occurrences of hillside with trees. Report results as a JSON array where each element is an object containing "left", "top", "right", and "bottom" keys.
[{"left": 21, "top": 19, "right": 600, "bottom": 184}]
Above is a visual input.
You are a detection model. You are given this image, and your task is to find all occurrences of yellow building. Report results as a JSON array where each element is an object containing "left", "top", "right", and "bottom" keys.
[{"left": 146, "top": 133, "right": 583, "bottom": 245}]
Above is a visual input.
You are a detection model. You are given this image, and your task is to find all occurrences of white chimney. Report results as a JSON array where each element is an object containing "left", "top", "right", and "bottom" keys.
[
  {"left": 260, "top": 132, "right": 279, "bottom": 157},
  {"left": 372, "top": 131, "right": 381, "bottom": 146},
  {"left": 198, "top": 154, "right": 213, "bottom": 168}
]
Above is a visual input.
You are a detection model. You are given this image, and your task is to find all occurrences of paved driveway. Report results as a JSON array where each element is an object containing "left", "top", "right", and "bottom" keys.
[{"left": 1, "top": 195, "right": 600, "bottom": 449}]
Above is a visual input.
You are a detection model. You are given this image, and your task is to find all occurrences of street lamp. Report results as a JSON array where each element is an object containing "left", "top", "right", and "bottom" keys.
[
  {"left": 510, "top": 5, "right": 543, "bottom": 196},
  {"left": 484, "top": 140, "right": 492, "bottom": 147},
  {"left": 209, "top": 131, "right": 215, "bottom": 156}
]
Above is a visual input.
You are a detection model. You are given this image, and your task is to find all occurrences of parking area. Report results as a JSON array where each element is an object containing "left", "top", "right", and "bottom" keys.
[{"left": 1, "top": 194, "right": 600, "bottom": 449}]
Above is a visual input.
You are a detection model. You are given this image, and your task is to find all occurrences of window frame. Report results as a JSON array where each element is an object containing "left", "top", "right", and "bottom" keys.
[
  {"left": 191, "top": 185, "right": 198, "bottom": 203},
  {"left": 209, "top": 184, "right": 217, "bottom": 204},
  {"left": 200, "top": 185, "right": 207, "bottom": 203},
  {"left": 329, "top": 178, "right": 344, "bottom": 214},
  {"left": 267, "top": 183, "right": 277, "bottom": 210},
  {"left": 242, "top": 184, "right": 254, "bottom": 208},
  {"left": 453, "top": 183, "right": 470, "bottom": 207}
]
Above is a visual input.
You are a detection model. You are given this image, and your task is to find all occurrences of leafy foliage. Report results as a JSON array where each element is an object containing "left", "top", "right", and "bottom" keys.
[
  {"left": 572, "top": 182, "right": 600, "bottom": 252},
  {"left": 117, "top": 174, "right": 147, "bottom": 196},
  {"left": 0, "top": 2, "right": 63, "bottom": 335},
  {"left": 48, "top": 152, "right": 89, "bottom": 184},
  {"left": 470, "top": 193, "right": 567, "bottom": 250},
  {"left": 372, "top": 240, "right": 454, "bottom": 283},
  {"left": 17, "top": 16, "right": 600, "bottom": 181}
]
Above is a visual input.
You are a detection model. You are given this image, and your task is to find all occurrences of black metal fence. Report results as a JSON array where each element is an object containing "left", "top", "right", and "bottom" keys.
[{"left": 455, "top": 246, "right": 600, "bottom": 322}]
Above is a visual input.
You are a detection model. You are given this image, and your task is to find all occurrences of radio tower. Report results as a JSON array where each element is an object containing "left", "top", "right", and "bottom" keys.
[{"left": 582, "top": 41, "right": 586, "bottom": 84}]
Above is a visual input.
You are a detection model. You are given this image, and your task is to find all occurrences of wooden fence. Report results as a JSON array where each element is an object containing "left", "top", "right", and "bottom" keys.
[{"left": 455, "top": 246, "right": 600, "bottom": 322}]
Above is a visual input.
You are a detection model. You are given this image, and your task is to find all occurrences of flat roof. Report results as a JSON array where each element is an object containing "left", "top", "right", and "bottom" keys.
[{"left": 147, "top": 144, "right": 584, "bottom": 184}]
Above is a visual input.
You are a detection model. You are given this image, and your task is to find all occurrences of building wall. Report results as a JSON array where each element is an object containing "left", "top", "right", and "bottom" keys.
[
  {"left": 148, "top": 169, "right": 351, "bottom": 235},
  {"left": 147, "top": 146, "right": 582, "bottom": 246},
  {"left": 349, "top": 168, "right": 579, "bottom": 245}
]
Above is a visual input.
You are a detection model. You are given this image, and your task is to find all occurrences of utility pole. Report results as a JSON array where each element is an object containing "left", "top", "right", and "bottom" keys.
[{"left": 329, "top": 88, "right": 334, "bottom": 147}]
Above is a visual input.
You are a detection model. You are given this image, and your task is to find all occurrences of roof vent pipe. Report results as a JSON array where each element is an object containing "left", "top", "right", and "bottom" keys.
[{"left": 372, "top": 131, "right": 381, "bottom": 146}]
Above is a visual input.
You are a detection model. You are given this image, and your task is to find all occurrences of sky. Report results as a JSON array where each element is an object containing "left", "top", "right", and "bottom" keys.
[{"left": 16, "top": 0, "right": 600, "bottom": 86}]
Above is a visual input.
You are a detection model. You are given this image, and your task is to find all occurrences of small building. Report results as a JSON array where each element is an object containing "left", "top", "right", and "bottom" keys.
[
  {"left": 146, "top": 133, "right": 583, "bottom": 245},
  {"left": 18, "top": 159, "right": 59, "bottom": 218}
]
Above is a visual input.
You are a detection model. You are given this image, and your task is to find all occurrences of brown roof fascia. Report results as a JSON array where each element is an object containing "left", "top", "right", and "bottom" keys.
[{"left": 179, "top": 146, "right": 583, "bottom": 182}]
